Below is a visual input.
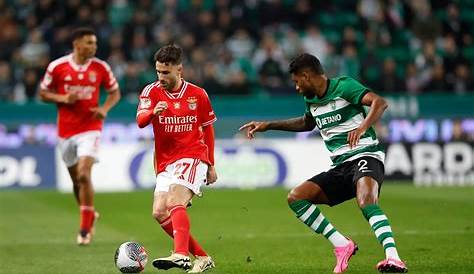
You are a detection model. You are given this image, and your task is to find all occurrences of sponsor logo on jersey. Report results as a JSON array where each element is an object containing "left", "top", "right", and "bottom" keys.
[
  {"left": 139, "top": 98, "right": 151, "bottom": 108},
  {"left": 88, "top": 71, "right": 97, "bottom": 82},
  {"left": 330, "top": 100, "right": 336, "bottom": 110},
  {"left": 187, "top": 97, "right": 197, "bottom": 110},
  {"left": 64, "top": 75, "right": 72, "bottom": 81},
  {"left": 64, "top": 84, "right": 96, "bottom": 99},
  {"left": 315, "top": 114, "right": 342, "bottom": 128},
  {"left": 158, "top": 115, "right": 197, "bottom": 124}
]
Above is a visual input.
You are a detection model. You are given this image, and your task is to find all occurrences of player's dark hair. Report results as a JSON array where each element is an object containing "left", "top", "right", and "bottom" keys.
[
  {"left": 289, "top": 53, "right": 324, "bottom": 75},
  {"left": 71, "top": 27, "right": 96, "bottom": 42},
  {"left": 154, "top": 44, "right": 182, "bottom": 65}
]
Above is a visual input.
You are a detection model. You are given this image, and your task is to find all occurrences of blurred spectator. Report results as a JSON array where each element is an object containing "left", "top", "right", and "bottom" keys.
[
  {"left": 338, "top": 45, "right": 360, "bottom": 78},
  {"left": 301, "top": 25, "right": 329, "bottom": 65},
  {"left": 13, "top": 68, "right": 40, "bottom": 103},
  {"left": 119, "top": 62, "right": 144, "bottom": 101},
  {"left": 405, "top": 63, "right": 422, "bottom": 94},
  {"left": 253, "top": 34, "right": 288, "bottom": 93},
  {"left": 0, "top": 62, "right": 15, "bottom": 101},
  {"left": 375, "top": 58, "right": 404, "bottom": 93},
  {"left": 415, "top": 41, "right": 443, "bottom": 87},
  {"left": 448, "top": 64, "right": 474, "bottom": 94},
  {"left": 442, "top": 35, "right": 466, "bottom": 76},
  {"left": 423, "top": 63, "right": 449, "bottom": 92},
  {"left": 202, "top": 62, "right": 224, "bottom": 94},
  {"left": 19, "top": 28, "right": 50, "bottom": 68},
  {"left": 290, "top": 0, "right": 312, "bottom": 30},
  {"left": 226, "top": 28, "right": 255, "bottom": 60},
  {"left": 280, "top": 27, "right": 302, "bottom": 61},
  {"left": 215, "top": 50, "right": 250, "bottom": 95},
  {"left": 410, "top": 0, "right": 441, "bottom": 43},
  {"left": 442, "top": 3, "right": 472, "bottom": 47}
]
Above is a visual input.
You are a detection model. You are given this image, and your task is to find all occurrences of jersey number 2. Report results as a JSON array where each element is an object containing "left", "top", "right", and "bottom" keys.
[{"left": 358, "top": 159, "right": 368, "bottom": 172}]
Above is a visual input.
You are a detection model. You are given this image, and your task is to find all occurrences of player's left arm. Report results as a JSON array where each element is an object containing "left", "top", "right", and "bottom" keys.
[
  {"left": 348, "top": 91, "right": 388, "bottom": 148},
  {"left": 91, "top": 88, "right": 121, "bottom": 119},
  {"left": 200, "top": 89, "right": 217, "bottom": 185},
  {"left": 202, "top": 124, "right": 217, "bottom": 185}
]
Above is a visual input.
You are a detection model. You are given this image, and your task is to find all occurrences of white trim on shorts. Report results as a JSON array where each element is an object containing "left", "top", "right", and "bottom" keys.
[
  {"left": 57, "top": 130, "right": 101, "bottom": 167},
  {"left": 154, "top": 158, "right": 208, "bottom": 196}
]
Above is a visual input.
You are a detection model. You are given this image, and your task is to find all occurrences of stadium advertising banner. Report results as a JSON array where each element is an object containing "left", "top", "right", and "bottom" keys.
[
  {"left": 9, "top": 140, "right": 474, "bottom": 191},
  {"left": 55, "top": 140, "right": 333, "bottom": 192},
  {"left": 385, "top": 142, "right": 474, "bottom": 186},
  {"left": 0, "top": 145, "right": 56, "bottom": 189}
]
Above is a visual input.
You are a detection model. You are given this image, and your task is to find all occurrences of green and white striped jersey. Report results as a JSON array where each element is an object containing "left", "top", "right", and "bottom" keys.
[{"left": 304, "top": 76, "right": 385, "bottom": 166}]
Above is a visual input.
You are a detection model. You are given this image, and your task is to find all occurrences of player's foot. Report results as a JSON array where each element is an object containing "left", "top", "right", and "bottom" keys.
[
  {"left": 76, "top": 211, "right": 99, "bottom": 246},
  {"left": 333, "top": 238, "right": 358, "bottom": 273},
  {"left": 76, "top": 230, "right": 92, "bottom": 246},
  {"left": 376, "top": 258, "right": 408, "bottom": 273},
  {"left": 188, "top": 256, "right": 215, "bottom": 273},
  {"left": 152, "top": 253, "right": 192, "bottom": 270}
]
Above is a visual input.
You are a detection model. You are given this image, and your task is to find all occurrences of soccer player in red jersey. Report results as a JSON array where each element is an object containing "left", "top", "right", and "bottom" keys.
[
  {"left": 136, "top": 45, "right": 217, "bottom": 273},
  {"left": 39, "top": 27, "right": 121, "bottom": 245}
]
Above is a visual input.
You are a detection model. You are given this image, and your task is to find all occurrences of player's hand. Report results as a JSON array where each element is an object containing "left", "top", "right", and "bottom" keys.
[
  {"left": 153, "top": 101, "right": 168, "bottom": 115},
  {"left": 206, "top": 165, "right": 217, "bottom": 185},
  {"left": 90, "top": 106, "right": 108, "bottom": 119},
  {"left": 347, "top": 127, "right": 366, "bottom": 148},
  {"left": 238, "top": 121, "right": 268, "bottom": 139},
  {"left": 62, "top": 93, "right": 78, "bottom": 104}
]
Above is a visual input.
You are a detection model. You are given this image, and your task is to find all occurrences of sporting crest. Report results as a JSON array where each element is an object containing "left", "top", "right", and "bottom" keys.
[{"left": 187, "top": 97, "right": 197, "bottom": 110}]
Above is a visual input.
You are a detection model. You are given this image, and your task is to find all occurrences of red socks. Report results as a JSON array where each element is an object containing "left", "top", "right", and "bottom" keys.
[
  {"left": 80, "top": 205, "right": 95, "bottom": 233},
  {"left": 164, "top": 205, "right": 207, "bottom": 256}
]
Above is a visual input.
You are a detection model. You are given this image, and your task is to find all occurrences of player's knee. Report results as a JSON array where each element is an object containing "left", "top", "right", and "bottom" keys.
[
  {"left": 76, "top": 171, "right": 91, "bottom": 184},
  {"left": 287, "top": 188, "right": 301, "bottom": 205},
  {"left": 357, "top": 194, "right": 378, "bottom": 208},
  {"left": 152, "top": 209, "right": 168, "bottom": 222}
]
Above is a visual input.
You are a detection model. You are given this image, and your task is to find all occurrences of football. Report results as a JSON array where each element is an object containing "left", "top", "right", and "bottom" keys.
[{"left": 114, "top": 242, "right": 148, "bottom": 273}]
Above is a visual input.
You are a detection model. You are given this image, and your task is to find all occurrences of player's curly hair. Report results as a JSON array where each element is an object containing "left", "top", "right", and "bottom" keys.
[
  {"left": 154, "top": 44, "right": 182, "bottom": 65},
  {"left": 289, "top": 53, "right": 324, "bottom": 75}
]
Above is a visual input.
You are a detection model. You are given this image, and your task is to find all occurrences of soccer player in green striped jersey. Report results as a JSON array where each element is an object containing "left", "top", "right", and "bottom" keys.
[{"left": 239, "top": 53, "right": 407, "bottom": 273}]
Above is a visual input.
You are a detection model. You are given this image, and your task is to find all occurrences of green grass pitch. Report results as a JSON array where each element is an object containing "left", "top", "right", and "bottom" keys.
[{"left": 1, "top": 184, "right": 473, "bottom": 274}]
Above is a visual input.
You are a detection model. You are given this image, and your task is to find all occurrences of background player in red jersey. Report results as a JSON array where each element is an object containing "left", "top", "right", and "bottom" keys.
[
  {"left": 39, "top": 27, "right": 121, "bottom": 245},
  {"left": 136, "top": 45, "right": 217, "bottom": 273}
]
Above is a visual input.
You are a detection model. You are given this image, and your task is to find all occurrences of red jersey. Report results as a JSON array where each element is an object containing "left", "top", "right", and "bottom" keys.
[
  {"left": 40, "top": 54, "right": 118, "bottom": 138},
  {"left": 136, "top": 80, "right": 217, "bottom": 173}
]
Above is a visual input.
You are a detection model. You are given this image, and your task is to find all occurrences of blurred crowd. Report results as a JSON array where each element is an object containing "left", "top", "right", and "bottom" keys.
[{"left": 0, "top": 0, "right": 473, "bottom": 103}]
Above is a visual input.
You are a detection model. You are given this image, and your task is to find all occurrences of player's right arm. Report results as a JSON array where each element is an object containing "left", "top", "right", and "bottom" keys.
[
  {"left": 39, "top": 64, "right": 78, "bottom": 104},
  {"left": 239, "top": 112, "right": 316, "bottom": 139},
  {"left": 39, "top": 89, "right": 78, "bottom": 104},
  {"left": 136, "top": 91, "right": 168, "bottom": 128}
]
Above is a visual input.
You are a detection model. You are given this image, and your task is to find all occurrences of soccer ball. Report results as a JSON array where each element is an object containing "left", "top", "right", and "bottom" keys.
[{"left": 114, "top": 241, "right": 148, "bottom": 273}]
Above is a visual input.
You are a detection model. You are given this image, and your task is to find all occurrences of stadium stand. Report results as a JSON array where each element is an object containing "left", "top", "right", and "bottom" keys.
[{"left": 0, "top": 0, "right": 473, "bottom": 103}]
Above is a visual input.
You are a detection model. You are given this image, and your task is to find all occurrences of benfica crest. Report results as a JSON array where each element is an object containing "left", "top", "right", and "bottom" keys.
[
  {"left": 187, "top": 97, "right": 197, "bottom": 110},
  {"left": 88, "top": 71, "right": 97, "bottom": 82}
]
